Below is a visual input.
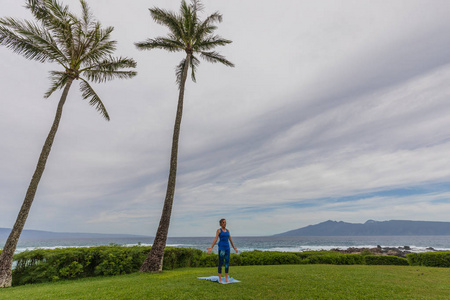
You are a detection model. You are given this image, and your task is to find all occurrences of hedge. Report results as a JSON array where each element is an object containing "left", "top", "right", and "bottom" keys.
[
  {"left": 407, "top": 252, "right": 450, "bottom": 268},
  {"left": 237, "top": 250, "right": 303, "bottom": 265},
  {"left": 8, "top": 247, "right": 449, "bottom": 286},
  {"left": 304, "top": 253, "right": 364, "bottom": 265},
  {"left": 12, "top": 246, "right": 203, "bottom": 286},
  {"left": 364, "top": 255, "right": 408, "bottom": 266}
]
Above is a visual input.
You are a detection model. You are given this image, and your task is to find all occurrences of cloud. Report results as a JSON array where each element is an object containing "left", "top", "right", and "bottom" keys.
[{"left": 1, "top": 0, "right": 450, "bottom": 237}]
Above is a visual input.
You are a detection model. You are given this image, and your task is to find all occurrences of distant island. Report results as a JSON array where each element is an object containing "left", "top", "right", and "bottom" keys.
[
  {"left": 275, "top": 220, "right": 450, "bottom": 236},
  {"left": 0, "top": 228, "right": 148, "bottom": 241}
]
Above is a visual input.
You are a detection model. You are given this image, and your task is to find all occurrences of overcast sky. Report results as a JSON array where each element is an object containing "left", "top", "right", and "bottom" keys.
[{"left": 1, "top": 0, "right": 450, "bottom": 237}]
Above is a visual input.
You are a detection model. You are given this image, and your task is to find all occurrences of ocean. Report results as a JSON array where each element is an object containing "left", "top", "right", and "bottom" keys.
[{"left": 6, "top": 235, "right": 450, "bottom": 254}]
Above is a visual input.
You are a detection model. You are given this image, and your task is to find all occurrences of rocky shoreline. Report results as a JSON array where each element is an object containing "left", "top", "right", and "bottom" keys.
[{"left": 330, "top": 246, "right": 442, "bottom": 258}]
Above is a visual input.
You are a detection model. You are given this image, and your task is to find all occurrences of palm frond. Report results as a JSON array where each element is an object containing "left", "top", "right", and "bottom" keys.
[
  {"left": 135, "top": 37, "right": 183, "bottom": 52},
  {"left": 26, "top": 0, "right": 41, "bottom": 8},
  {"left": 194, "top": 12, "right": 222, "bottom": 42},
  {"left": 27, "top": 20, "right": 68, "bottom": 64},
  {"left": 16, "top": 17, "right": 68, "bottom": 63},
  {"left": 83, "top": 69, "right": 137, "bottom": 83},
  {"left": 43, "top": 0, "right": 74, "bottom": 26},
  {"left": 26, "top": 0, "right": 50, "bottom": 21},
  {"left": 149, "top": 7, "right": 185, "bottom": 41},
  {"left": 27, "top": 0, "right": 72, "bottom": 25},
  {"left": 71, "top": 19, "right": 86, "bottom": 63},
  {"left": 81, "top": 56, "right": 137, "bottom": 83},
  {"left": 200, "top": 51, "right": 234, "bottom": 67},
  {"left": 194, "top": 35, "right": 231, "bottom": 51},
  {"left": 181, "top": 1, "right": 195, "bottom": 42},
  {"left": 190, "top": 54, "right": 200, "bottom": 82},
  {"left": 80, "top": 0, "right": 95, "bottom": 32},
  {"left": 84, "top": 56, "right": 137, "bottom": 71},
  {"left": 76, "top": 1, "right": 104, "bottom": 63},
  {"left": 78, "top": 26, "right": 116, "bottom": 65},
  {"left": 0, "top": 18, "right": 57, "bottom": 63},
  {"left": 27, "top": 0, "right": 76, "bottom": 59},
  {"left": 39, "top": 0, "right": 77, "bottom": 58},
  {"left": 79, "top": 78, "right": 110, "bottom": 121},
  {"left": 202, "top": 11, "right": 222, "bottom": 25},
  {"left": 175, "top": 57, "right": 187, "bottom": 89},
  {"left": 44, "top": 70, "right": 68, "bottom": 98},
  {"left": 191, "top": 0, "right": 204, "bottom": 14}
]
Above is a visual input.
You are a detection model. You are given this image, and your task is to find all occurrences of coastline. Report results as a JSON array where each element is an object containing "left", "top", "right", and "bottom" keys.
[
  {"left": 5, "top": 235, "right": 450, "bottom": 256},
  {"left": 330, "top": 245, "right": 444, "bottom": 258}
]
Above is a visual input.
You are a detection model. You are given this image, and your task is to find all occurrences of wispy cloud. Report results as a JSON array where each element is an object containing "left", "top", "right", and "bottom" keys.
[{"left": 1, "top": 0, "right": 450, "bottom": 236}]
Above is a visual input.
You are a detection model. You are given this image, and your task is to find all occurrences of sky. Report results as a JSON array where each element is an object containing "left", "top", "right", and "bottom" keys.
[{"left": 1, "top": 0, "right": 450, "bottom": 237}]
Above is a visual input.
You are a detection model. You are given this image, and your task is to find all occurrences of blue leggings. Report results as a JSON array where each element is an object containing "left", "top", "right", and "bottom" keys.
[{"left": 218, "top": 249, "right": 230, "bottom": 274}]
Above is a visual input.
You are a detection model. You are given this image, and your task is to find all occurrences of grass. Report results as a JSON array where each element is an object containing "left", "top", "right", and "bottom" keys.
[{"left": 1, "top": 265, "right": 449, "bottom": 299}]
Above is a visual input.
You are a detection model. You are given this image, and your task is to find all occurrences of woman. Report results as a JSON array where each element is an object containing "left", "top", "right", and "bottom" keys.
[{"left": 207, "top": 219, "right": 238, "bottom": 283}]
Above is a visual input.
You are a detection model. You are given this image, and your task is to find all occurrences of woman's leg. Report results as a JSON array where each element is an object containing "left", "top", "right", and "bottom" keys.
[
  {"left": 218, "top": 250, "right": 225, "bottom": 282},
  {"left": 224, "top": 249, "right": 230, "bottom": 282}
]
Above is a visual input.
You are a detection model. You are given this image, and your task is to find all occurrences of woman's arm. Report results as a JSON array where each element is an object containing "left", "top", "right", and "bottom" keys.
[
  {"left": 228, "top": 230, "right": 238, "bottom": 253},
  {"left": 207, "top": 229, "right": 220, "bottom": 254}
]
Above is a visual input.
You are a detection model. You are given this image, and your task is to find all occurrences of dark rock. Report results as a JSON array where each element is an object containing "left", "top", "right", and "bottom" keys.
[{"left": 331, "top": 246, "right": 411, "bottom": 257}]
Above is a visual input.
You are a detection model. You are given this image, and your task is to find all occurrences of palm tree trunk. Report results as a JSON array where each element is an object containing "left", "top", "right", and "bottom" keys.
[
  {"left": 140, "top": 54, "right": 191, "bottom": 273},
  {"left": 0, "top": 78, "right": 74, "bottom": 288}
]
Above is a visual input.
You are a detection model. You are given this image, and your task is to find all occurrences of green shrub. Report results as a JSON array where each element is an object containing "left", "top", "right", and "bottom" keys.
[
  {"left": 199, "top": 251, "right": 304, "bottom": 267},
  {"left": 94, "top": 248, "right": 134, "bottom": 275},
  {"left": 12, "top": 246, "right": 152, "bottom": 286},
  {"left": 306, "top": 254, "right": 364, "bottom": 265},
  {"left": 238, "top": 251, "right": 302, "bottom": 266},
  {"left": 199, "top": 253, "right": 218, "bottom": 267},
  {"left": 364, "top": 255, "right": 408, "bottom": 266},
  {"left": 407, "top": 252, "right": 450, "bottom": 267},
  {"left": 162, "top": 248, "right": 203, "bottom": 270},
  {"left": 59, "top": 261, "right": 84, "bottom": 278},
  {"left": 293, "top": 250, "right": 340, "bottom": 259},
  {"left": 230, "top": 253, "right": 242, "bottom": 266},
  {"left": 11, "top": 246, "right": 207, "bottom": 286},
  {"left": 13, "top": 248, "right": 60, "bottom": 285}
]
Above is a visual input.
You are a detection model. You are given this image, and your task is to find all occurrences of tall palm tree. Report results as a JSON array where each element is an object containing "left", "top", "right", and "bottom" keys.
[
  {"left": 0, "top": 0, "right": 136, "bottom": 287},
  {"left": 135, "top": 0, "right": 233, "bottom": 273}
]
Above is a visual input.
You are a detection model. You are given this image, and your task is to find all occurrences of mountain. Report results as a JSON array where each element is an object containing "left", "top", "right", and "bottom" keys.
[
  {"left": 0, "top": 228, "right": 148, "bottom": 240},
  {"left": 274, "top": 220, "right": 450, "bottom": 236}
]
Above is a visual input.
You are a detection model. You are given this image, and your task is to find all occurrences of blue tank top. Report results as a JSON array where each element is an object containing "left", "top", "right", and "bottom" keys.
[{"left": 218, "top": 229, "right": 230, "bottom": 250}]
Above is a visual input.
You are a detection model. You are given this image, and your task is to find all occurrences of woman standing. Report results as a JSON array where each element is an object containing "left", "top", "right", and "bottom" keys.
[{"left": 207, "top": 219, "right": 238, "bottom": 283}]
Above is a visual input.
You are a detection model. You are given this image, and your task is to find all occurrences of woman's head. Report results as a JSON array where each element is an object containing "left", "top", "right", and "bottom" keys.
[{"left": 219, "top": 219, "right": 226, "bottom": 226}]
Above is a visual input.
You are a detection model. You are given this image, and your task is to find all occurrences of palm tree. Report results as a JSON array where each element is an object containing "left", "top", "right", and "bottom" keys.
[
  {"left": 0, "top": 0, "right": 136, "bottom": 287},
  {"left": 135, "top": 0, "right": 233, "bottom": 273}
]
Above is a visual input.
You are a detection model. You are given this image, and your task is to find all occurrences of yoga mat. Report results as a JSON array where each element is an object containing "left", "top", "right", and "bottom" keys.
[{"left": 198, "top": 276, "right": 241, "bottom": 284}]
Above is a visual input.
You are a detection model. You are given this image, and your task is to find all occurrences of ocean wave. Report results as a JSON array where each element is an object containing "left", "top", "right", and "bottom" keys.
[{"left": 8, "top": 235, "right": 450, "bottom": 255}]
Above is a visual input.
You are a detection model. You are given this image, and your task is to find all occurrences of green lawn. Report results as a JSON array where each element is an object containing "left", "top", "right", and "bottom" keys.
[{"left": 1, "top": 265, "right": 449, "bottom": 299}]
